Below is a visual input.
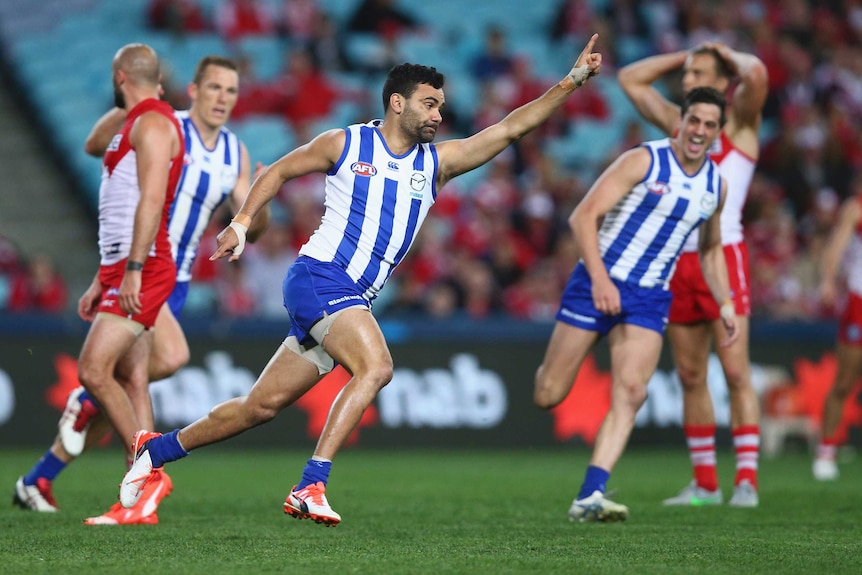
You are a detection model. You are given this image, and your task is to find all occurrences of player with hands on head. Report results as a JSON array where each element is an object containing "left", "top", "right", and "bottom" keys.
[{"left": 618, "top": 41, "right": 768, "bottom": 508}]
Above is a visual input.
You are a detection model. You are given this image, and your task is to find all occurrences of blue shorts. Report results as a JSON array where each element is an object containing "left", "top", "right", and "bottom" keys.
[
  {"left": 284, "top": 256, "right": 371, "bottom": 347},
  {"left": 556, "top": 264, "right": 673, "bottom": 336},
  {"left": 166, "top": 281, "right": 189, "bottom": 317}
]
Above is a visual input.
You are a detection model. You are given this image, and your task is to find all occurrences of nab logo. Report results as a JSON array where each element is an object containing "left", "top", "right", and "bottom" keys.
[
  {"left": 351, "top": 161, "right": 377, "bottom": 177},
  {"left": 648, "top": 181, "right": 671, "bottom": 196}
]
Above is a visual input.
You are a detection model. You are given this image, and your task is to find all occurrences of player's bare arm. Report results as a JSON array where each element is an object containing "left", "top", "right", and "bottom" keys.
[
  {"left": 704, "top": 43, "right": 768, "bottom": 131},
  {"left": 569, "top": 146, "right": 652, "bottom": 315},
  {"left": 697, "top": 179, "right": 738, "bottom": 346},
  {"left": 84, "top": 107, "right": 128, "bottom": 157},
  {"left": 228, "top": 142, "right": 270, "bottom": 243},
  {"left": 435, "top": 34, "right": 601, "bottom": 188},
  {"left": 618, "top": 51, "right": 688, "bottom": 135},
  {"left": 819, "top": 198, "right": 861, "bottom": 307},
  {"left": 121, "top": 111, "right": 180, "bottom": 314},
  {"left": 212, "top": 128, "right": 346, "bottom": 261}
]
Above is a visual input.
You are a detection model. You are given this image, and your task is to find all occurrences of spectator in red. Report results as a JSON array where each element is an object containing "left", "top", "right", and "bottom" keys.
[
  {"left": 280, "top": 0, "right": 320, "bottom": 42},
  {"left": 148, "top": 0, "right": 209, "bottom": 34},
  {"left": 7, "top": 253, "right": 67, "bottom": 313},
  {"left": 215, "top": 0, "right": 277, "bottom": 42},
  {"left": 273, "top": 49, "right": 337, "bottom": 128}
]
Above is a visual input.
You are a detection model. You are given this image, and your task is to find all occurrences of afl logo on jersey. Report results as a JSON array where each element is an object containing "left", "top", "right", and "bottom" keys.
[
  {"left": 351, "top": 161, "right": 377, "bottom": 177},
  {"left": 648, "top": 181, "right": 670, "bottom": 196}
]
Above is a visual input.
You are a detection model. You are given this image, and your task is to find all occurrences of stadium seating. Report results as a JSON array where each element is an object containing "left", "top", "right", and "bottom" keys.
[{"left": 1, "top": 0, "right": 654, "bottom": 208}]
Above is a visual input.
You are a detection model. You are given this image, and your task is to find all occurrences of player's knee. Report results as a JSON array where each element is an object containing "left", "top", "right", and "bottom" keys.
[
  {"left": 721, "top": 361, "right": 750, "bottom": 392},
  {"left": 364, "top": 362, "right": 394, "bottom": 392},
  {"left": 618, "top": 380, "right": 648, "bottom": 408},
  {"left": 675, "top": 363, "right": 706, "bottom": 391},
  {"left": 243, "top": 399, "right": 280, "bottom": 425},
  {"left": 533, "top": 367, "right": 565, "bottom": 410},
  {"left": 151, "top": 345, "right": 190, "bottom": 381},
  {"left": 77, "top": 361, "right": 107, "bottom": 392}
]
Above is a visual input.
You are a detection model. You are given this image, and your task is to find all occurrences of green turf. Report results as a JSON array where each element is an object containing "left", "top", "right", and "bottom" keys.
[{"left": 2, "top": 448, "right": 859, "bottom": 575}]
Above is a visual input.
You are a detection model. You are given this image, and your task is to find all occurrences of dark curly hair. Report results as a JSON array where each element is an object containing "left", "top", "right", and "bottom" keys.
[
  {"left": 382, "top": 63, "right": 445, "bottom": 112},
  {"left": 682, "top": 86, "right": 727, "bottom": 128}
]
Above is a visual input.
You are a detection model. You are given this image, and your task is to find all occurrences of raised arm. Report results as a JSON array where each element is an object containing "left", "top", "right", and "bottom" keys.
[
  {"left": 211, "top": 128, "right": 345, "bottom": 261},
  {"left": 227, "top": 142, "right": 270, "bottom": 243},
  {"left": 569, "top": 146, "right": 651, "bottom": 315},
  {"left": 819, "top": 198, "right": 861, "bottom": 308},
  {"left": 697, "top": 178, "right": 738, "bottom": 347},
  {"left": 434, "top": 34, "right": 601, "bottom": 188},
  {"left": 84, "top": 107, "right": 128, "bottom": 157},
  {"left": 706, "top": 43, "right": 768, "bottom": 132},
  {"left": 617, "top": 51, "right": 688, "bottom": 136}
]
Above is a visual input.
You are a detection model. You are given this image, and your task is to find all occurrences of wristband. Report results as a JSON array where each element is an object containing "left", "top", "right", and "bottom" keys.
[
  {"left": 719, "top": 300, "right": 735, "bottom": 322},
  {"left": 126, "top": 260, "right": 144, "bottom": 271},
  {"left": 228, "top": 220, "right": 249, "bottom": 256},
  {"left": 559, "top": 64, "right": 594, "bottom": 93}
]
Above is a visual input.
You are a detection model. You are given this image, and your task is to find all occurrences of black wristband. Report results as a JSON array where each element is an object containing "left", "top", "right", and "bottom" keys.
[{"left": 126, "top": 260, "right": 144, "bottom": 271}]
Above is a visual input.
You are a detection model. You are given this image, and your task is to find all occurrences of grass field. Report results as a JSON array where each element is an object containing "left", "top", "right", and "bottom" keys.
[{"left": 2, "top": 447, "right": 860, "bottom": 575}]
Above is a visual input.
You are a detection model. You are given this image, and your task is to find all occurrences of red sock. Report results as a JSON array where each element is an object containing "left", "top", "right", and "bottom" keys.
[
  {"left": 685, "top": 424, "right": 718, "bottom": 491},
  {"left": 733, "top": 425, "right": 760, "bottom": 488}
]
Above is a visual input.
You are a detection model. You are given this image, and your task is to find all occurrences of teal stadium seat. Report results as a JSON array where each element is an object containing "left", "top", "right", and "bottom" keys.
[
  {"left": 236, "top": 36, "right": 290, "bottom": 81},
  {"left": 230, "top": 116, "right": 296, "bottom": 166}
]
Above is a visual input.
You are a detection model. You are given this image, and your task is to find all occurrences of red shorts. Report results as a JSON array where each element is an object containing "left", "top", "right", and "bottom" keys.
[
  {"left": 98, "top": 256, "right": 176, "bottom": 328},
  {"left": 838, "top": 293, "right": 862, "bottom": 346},
  {"left": 668, "top": 242, "right": 751, "bottom": 324}
]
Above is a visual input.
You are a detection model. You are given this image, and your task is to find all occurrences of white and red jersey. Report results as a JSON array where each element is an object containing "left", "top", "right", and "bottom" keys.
[
  {"left": 97, "top": 99, "right": 184, "bottom": 266},
  {"left": 681, "top": 131, "right": 756, "bottom": 253}
]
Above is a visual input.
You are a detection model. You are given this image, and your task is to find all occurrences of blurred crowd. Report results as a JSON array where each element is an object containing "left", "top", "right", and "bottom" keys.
[{"left": 5, "top": 0, "right": 862, "bottom": 323}]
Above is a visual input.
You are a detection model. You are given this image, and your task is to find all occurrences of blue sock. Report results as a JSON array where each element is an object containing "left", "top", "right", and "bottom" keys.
[
  {"left": 77, "top": 390, "right": 99, "bottom": 410},
  {"left": 146, "top": 430, "right": 189, "bottom": 468},
  {"left": 297, "top": 458, "right": 332, "bottom": 490},
  {"left": 577, "top": 465, "right": 610, "bottom": 500},
  {"left": 23, "top": 451, "right": 66, "bottom": 485}
]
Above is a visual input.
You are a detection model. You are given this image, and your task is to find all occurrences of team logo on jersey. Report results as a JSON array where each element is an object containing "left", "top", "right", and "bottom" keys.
[
  {"left": 107, "top": 134, "right": 122, "bottom": 152},
  {"left": 410, "top": 172, "right": 427, "bottom": 192},
  {"left": 351, "top": 162, "right": 377, "bottom": 177},
  {"left": 700, "top": 193, "right": 717, "bottom": 213},
  {"left": 221, "top": 167, "right": 238, "bottom": 192},
  {"left": 647, "top": 181, "right": 671, "bottom": 196}
]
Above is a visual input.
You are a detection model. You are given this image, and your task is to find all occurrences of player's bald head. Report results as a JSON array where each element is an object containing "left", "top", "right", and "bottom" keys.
[{"left": 112, "top": 43, "right": 160, "bottom": 86}]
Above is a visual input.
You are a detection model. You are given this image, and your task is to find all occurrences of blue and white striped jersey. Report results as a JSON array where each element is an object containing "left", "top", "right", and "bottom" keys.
[
  {"left": 169, "top": 110, "right": 241, "bottom": 282},
  {"left": 597, "top": 138, "right": 723, "bottom": 289},
  {"left": 299, "top": 120, "right": 439, "bottom": 301}
]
